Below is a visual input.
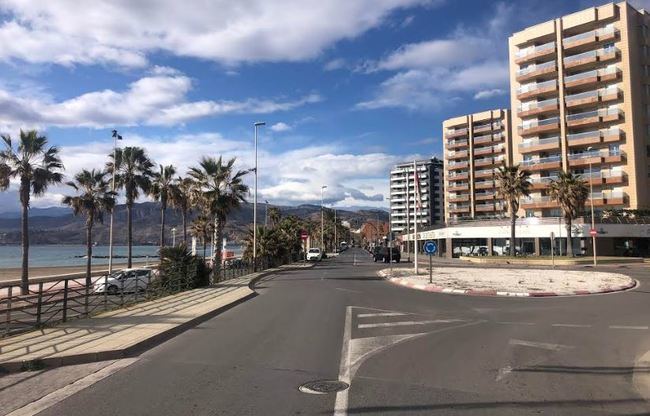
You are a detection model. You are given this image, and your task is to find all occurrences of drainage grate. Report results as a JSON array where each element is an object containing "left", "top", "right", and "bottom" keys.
[{"left": 298, "top": 380, "right": 349, "bottom": 394}]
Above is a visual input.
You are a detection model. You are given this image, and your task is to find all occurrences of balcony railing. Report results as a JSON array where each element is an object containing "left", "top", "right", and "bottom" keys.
[
  {"left": 519, "top": 136, "right": 560, "bottom": 148},
  {"left": 521, "top": 155, "right": 562, "bottom": 167},
  {"left": 517, "top": 79, "right": 556, "bottom": 95},
  {"left": 565, "top": 87, "right": 620, "bottom": 104},
  {"left": 564, "top": 66, "right": 619, "bottom": 85},
  {"left": 566, "top": 107, "right": 621, "bottom": 122},
  {"left": 569, "top": 148, "right": 623, "bottom": 160},
  {"left": 530, "top": 175, "right": 558, "bottom": 184},
  {"left": 519, "top": 98, "right": 558, "bottom": 113},
  {"left": 520, "top": 116, "right": 560, "bottom": 132},
  {"left": 564, "top": 26, "right": 616, "bottom": 44},
  {"left": 563, "top": 47, "right": 619, "bottom": 65},
  {"left": 516, "top": 41, "right": 556, "bottom": 59},
  {"left": 516, "top": 60, "right": 556, "bottom": 77}
]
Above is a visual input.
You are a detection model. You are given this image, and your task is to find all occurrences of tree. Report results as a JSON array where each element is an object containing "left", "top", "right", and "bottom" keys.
[
  {"left": 108, "top": 146, "right": 154, "bottom": 268},
  {"left": 62, "top": 169, "right": 115, "bottom": 286},
  {"left": 496, "top": 164, "right": 532, "bottom": 256},
  {"left": 169, "top": 176, "right": 194, "bottom": 244},
  {"left": 0, "top": 131, "right": 64, "bottom": 294},
  {"left": 150, "top": 164, "right": 177, "bottom": 249},
  {"left": 190, "top": 215, "right": 213, "bottom": 259},
  {"left": 268, "top": 206, "right": 282, "bottom": 228},
  {"left": 188, "top": 157, "right": 249, "bottom": 273},
  {"left": 549, "top": 171, "right": 589, "bottom": 257}
]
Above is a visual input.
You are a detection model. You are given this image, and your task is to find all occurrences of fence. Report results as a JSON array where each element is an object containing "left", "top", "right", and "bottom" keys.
[{"left": 0, "top": 257, "right": 276, "bottom": 338}]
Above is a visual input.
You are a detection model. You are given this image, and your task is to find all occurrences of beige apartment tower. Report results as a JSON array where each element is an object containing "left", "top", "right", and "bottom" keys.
[
  {"left": 442, "top": 109, "right": 513, "bottom": 222},
  {"left": 509, "top": 1, "right": 650, "bottom": 216}
]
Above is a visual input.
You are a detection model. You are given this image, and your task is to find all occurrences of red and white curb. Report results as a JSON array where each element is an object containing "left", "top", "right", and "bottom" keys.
[{"left": 378, "top": 272, "right": 637, "bottom": 298}]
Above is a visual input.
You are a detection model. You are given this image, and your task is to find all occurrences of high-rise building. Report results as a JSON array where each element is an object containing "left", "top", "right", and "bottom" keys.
[
  {"left": 442, "top": 109, "right": 513, "bottom": 223},
  {"left": 389, "top": 158, "right": 443, "bottom": 234},
  {"left": 509, "top": 1, "right": 650, "bottom": 216}
]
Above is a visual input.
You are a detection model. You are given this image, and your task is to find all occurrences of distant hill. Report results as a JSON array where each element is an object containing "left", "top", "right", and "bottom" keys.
[{"left": 0, "top": 202, "right": 389, "bottom": 245}]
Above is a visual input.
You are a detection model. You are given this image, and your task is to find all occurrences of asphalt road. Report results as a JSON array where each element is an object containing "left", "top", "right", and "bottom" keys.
[{"left": 21, "top": 248, "right": 650, "bottom": 415}]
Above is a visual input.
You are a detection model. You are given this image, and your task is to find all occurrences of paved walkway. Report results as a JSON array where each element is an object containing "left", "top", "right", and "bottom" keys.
[{"left": 0, "top": 263, "right": 312, "bottom": 372}]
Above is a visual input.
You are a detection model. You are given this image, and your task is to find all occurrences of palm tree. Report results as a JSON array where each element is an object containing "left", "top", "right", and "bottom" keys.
[
  {"left": 190, "top": 215, "right": 213, "bottom": 259},
  {"left": 549, "top": 171, "right": 589, "bottom": 257},
  {"left": 268, "top": 207, "right": 282, "bottom": 228},
  {"left": 62, "top": 169, "right": 115, "bottom": 286},
  {"left": 150, "top": 164, "right": 177, "bottom": 249},
  {"left": 107, "top": 146, "right": 154, "bottom": 268},
  {"left": 169, "top": 176, "right": 194, "bottom": 244},
  {"left": 0, "top": 130, "right": 64, "bottom": 294},
  {"left": 496, "top": 164, "right": 532, "bottom": 257},
  {"left": 188, "top": 157, "right": 249, "bottom": 272}
]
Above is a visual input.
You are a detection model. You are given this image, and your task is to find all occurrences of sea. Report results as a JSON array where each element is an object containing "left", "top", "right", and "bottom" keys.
[{"left": 0, "top": 244, "right": 243, "bottom": 269}]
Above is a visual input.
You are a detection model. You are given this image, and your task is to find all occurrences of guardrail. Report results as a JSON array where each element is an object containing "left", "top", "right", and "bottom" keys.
[{"left": 0, "top": 258, "right": 276, "bottom": 338}]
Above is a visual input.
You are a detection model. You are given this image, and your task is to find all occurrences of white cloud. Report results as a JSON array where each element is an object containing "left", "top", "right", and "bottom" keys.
[
  {"left": 474, "top": 88, "right": 506, "bottom": 100},
  {"left": 0, "top": 0, "right": 437, "bottom": 67},
  {"left": 0, "top": 72, "right": 322, "bottom": 129},
  {"left": 324, "top": 58, "right": 347, "bottom": 71},
  {"left": 270, "top": 122, "right": 292, "bottom": 132}
]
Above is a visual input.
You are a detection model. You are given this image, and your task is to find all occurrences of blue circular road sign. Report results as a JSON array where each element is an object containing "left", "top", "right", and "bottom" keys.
[{"left": 424, "top": 240, "right": 437, "bottom": 255}]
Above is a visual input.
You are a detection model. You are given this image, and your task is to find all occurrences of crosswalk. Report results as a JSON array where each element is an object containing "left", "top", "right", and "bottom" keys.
[{"left": 351, "top": 307, "right": 469, "bottom": 339}]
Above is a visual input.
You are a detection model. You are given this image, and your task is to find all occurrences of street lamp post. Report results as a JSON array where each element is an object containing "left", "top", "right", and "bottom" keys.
[
  {"left": 321, "top": 185, "right": 327, "bottom": 250},
  {"left": 108, "top": 130, "right": 122, "bottom": 274},
  {"left": 253, "top": 122, "right": 265, "bottom": 270},
  {"left": 587, "top": 146, "right": 597, "bottom": 265},
  {"left": 171, "top": 227, "right": 177, "bottom": 247}
]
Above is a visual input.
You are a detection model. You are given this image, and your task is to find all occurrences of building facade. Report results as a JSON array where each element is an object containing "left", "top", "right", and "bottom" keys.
[
  {"left": 442, "top": 109, "right": 513, "bottom": 223},
  {"left": 509, "top": 1, "right": 650, "bottom": 217},
  {"left": 390, "top": 158, "right": 443, "bottom": 234}
]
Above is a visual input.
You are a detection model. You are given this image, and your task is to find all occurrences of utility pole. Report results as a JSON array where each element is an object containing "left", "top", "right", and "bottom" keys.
[
  {"left": 405, "top": 164, "right": 410, "bottom": 262},
  {"left": 108, "top": 130, "right": 122, "bottom": 274},
  {"left": 587, "top": 147, "right": 597, "bottom": 265},
  {"left": 321, "top": 185, "right": 327, "bottom": 250},
  {"left": 253, "top": 121, "right": 265, "bottom": 270},
  {"left": 414, "top": 160, "right": 419, "bottom": 274}
]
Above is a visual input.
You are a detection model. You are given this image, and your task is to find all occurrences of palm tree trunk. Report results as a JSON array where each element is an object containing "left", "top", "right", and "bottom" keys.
[
  {"left": 509, "top": 201, "right": 516, "bottom": 257},
  {"left": 566, "top": 218, "right": 573, "bottom": 257},
  {"left": 215, "top": 216, "right": 224, "bottom": 276},
  {"left": 86, "top": 216, "right": 93, "bottom": 287},
  {"left": 202, "top": 238, "right": 207, "bottom": 260},
  {"left": 160, "top": 203, "right": 166, "bottom": 249},
  {"left": 182, "top": 209, "right": 187, "bottom": 244},
  {"left": 127, "top": 202, "right": 133, "bottom": 268},
  {"left": 20, "top": 186, "right": 29, "bottom": 295}
]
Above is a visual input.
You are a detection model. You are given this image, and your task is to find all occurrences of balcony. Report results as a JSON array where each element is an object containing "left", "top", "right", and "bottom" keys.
[
  {"left": 448, "top": 161, "right": 469, "bottom": 171},
  {"left": 445, "top": 127, "right": 469, "bottom": 139},
  {"left": 518, "top": 136, "right": 560, "bottom": 154},
  {"left": 447, "top": 150, "right": 469, "bottom": 160},
  {"left": 563, "top": 47, "right": 619, "bottom": 70},
  {"left": 473, "top": 122, "right": 502, "bottom": 134},
  {"left": 588, "top": 191, "right": 627, "bottom": 206},
  {"left": 567, "top": 128, "right": 622, "bottom": 147},
  {"left": 568, "top": 149, "right": 626, "bottom": 167},
  {"left": 475, "top": 156, "right": 504, "bottom": 168},
  {"left": 565, "top": 87, "right": 621, "bottom": 109},
  {"left": 518, "top": 98, "right": 559, "bottom": 118},
  {"left": 474, "top": 169, "right": 496, "bottom": 179},
  {"left": 446, "top": 139, "right": 469, "bottom": 149},
  {"left": 521, "top": 195, "right": 557, "bottom": 209},
  {"left": 475, "top": 192, "right": 496, "bottom": 201},
  {"left": 517, "top": 79, "right": 557, "bottom": 100},
  {"left": 448, "top": 205, "right": 471, "bottom": 214},
  {"left": 448, "top": 183, "right": 469, "bottom": 191},
  {"left": 475, "top": 203, "right": 500, "bottom": 212},
  {"left": 563, "top": 27, "right": 617, "bottom": 50},
  {"left": 447, "top": 172, "right": 469, "bottom": 180},
  {"left": 518, "top": 117, "right": 560, "bottom": 136},
  {"left": 516, "top": 60, "right": 557, "bottom": 83},
  {"left": 474, "top": 180, "right": 496, "bottom": 190},
  {"left": 448, "top": 194, "right": 470, "bottom": 203},
  {"left": 566, "top": 108, "right": 622, "bottom": 128},
  {"left": 474, "top": 144, "right": 504, "bottom": 156},
  {"left": 564, "top": 67, "right": 620, "bottom": 89},
  {"left": 521, "top": 155, "right": 562, "bottom": 171},
  {"left": 515, "top": 41, "right": 556, "bottom": 65},
  {"left": 529, "top": 175, "right": 558, "bottom": 190}
]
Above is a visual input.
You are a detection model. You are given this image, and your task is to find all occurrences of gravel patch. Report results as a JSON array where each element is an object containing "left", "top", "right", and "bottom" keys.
[{"left": 382, "top": 267, "right": 634, "bottom": 296}]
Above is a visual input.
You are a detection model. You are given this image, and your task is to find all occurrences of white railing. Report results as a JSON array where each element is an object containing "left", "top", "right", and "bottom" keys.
[
  {"left": 521, "top": 155, "right": 561, "bottom": 166},
  {"left": 517, "top": 60, "right": 556, "bottom": 77},
  {"left": 519, "top": 136, "right": 559, "bottom": 148},
  {"left": 566, "top": 107, "right": 621, "bottom": 122},
  {"left": 520, "top": 116, "right": 560, "bottom": 131},
  {"left": 519, "top": 97, "right": 558, "bottom": 113},
  {"left": 564, "top": 47, "right": 619, "bottom": 65},
  {"left": 517, "top": 79, "right": 556, "bottom": 95},
  {"left": 516, "top": 41, "right": 555, "bottom": 59},
  {"left": 563, "top": 26, "right": 616, "bottom": 44}
]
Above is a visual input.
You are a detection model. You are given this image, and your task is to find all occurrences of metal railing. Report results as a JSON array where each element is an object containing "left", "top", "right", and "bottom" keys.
[
  {"left": 563, "top": 47, "right": 619, "bottom": 65},
  {"left": 517, "top": 60, "right": 556, "bottom": 77},
  {"left": 563, "top": 26, "right": 616, "bottom": 44},
  {"left": 521, "top": 155, "right": 562, "bottom": 166},
  {"left": 517, "top": 79, "right": 556, "bottom": 95},
  {"left": 0, "top": 258, "right": 280, "bottom": 338},
  {"left": 519, "top": 97, "right": 558, "bottom": 113},
  {"left": 516, "top": 41, "right": 555, "bottom": 59},
  {"left": 519, "top": 136, "right": 559, "bottom": 148}
]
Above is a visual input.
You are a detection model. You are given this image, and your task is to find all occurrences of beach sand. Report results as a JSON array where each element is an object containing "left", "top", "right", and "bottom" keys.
[{"left": 0, "top": 261, "right": 156, "bottom": 282}]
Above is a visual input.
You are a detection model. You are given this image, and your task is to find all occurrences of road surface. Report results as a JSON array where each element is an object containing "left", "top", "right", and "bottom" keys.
[{"left": 6, "top": 248, "right": 650, "bottom": 415}]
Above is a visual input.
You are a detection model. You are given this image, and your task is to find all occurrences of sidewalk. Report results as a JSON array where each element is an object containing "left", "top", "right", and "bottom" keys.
[{"left": 0, "top": 262, "right": 313, "bottom": 372}]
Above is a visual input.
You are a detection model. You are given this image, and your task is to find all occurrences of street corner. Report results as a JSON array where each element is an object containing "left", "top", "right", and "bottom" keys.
[{"left": 378, "top": 267, "right": 637, "bottom": 298}]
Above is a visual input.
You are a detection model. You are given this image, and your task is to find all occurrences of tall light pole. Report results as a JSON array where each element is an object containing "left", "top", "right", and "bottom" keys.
[
  {"left": 108, "top": 130, "right": 122, "bottom": 274},
  {"left": 321, "top": 185, "right": 327, "bottom": 250},
  {"left": 265, "top": 200, "right": 269, "bottom": 227},
  {"left": 587, "top": 146, "right": 597, "bottom": 265},
  {"left": 171, "top": 227, "right": 177, "bottom": 247},
  {"left": 253, "top": 121, "right": 265, "bottom": 269},
  {"left": 332, "top": 204, "right": 337, "bottom": 252}
]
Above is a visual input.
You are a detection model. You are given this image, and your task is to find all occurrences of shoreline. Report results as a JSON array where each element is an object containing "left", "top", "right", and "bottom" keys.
[{"left": 0, "top": 261, "right": 156, "bottom": 282}]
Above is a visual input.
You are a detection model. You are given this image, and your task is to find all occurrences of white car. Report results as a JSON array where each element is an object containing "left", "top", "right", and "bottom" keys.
[
  {"left": 306, "top": 248, "right": 323, "bottom": 261},
  {"left": 94, "top": 268, "right": 154, "bottom": 295}
]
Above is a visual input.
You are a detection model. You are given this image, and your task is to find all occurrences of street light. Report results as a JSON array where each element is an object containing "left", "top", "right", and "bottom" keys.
[
  {"left": 171, "top": 227, "right": 177, "bottom": 247},
  {"left": 587, "top": 146, "right": 597, "bottom": 265},
  {"left": 321, "top": 185, "right": 327, "bottom": 250},
  {"left": 108, "top": 129, "right": 122, "bottom": 274},
  {"left": 253, "top": 121, "right": 265, "bottom": 269}
]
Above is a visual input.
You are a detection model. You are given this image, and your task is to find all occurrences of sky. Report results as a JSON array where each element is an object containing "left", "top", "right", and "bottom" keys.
[{"left": 1, "top": 0, "right": 648, "bottom": 212}]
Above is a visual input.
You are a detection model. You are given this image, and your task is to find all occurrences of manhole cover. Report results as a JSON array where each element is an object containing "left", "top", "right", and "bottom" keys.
[{"left": 298, "top": 380, "right": 349, "bottom": 395}]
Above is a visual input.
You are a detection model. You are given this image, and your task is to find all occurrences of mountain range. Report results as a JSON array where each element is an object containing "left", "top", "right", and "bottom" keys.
[{"left": 0, "top": 203, "right": 390, "bottom": 245}]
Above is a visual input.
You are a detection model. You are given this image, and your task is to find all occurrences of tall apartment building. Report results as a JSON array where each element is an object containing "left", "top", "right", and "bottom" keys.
[
  {"left": 389, "top": 158, "right": 443, "bottom": 234},
  {"left": 442, "top": 109, "right": 513, "bottom": 223},
  {"left": 509, "top": 1, "right": 650, "bottom": 216}
]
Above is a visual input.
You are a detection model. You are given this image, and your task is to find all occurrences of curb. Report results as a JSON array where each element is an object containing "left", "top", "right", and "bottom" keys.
[
  {"left": 0, "top": 263, "right": 313, "bottom": 373},
  {"left": 378, "top": 270, "right": 638, "bottom": 298}
]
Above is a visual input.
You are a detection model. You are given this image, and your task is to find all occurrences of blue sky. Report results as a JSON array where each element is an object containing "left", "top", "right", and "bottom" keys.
[{"left": 0, "top": 0, "right": 647, "bottom": 211}]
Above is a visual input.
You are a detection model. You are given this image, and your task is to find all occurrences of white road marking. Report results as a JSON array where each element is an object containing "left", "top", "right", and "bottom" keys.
[
  {"left": 357, "top": 319, "right": 464, "bottom": 329},
  {"left": 509, "top": 339, "right": 573, "bottom": 351},
  {"left": 357, "top": 312, "right": 408, "bottom": 318},
  {"left": 496, "top": 365, "right": 513, "bottom": 381},
  {"left": 609, "top": 325, "right": 648, "bottom": 330},
  {"left": 6, "top": 358, "right": 139, "bottom": 416},
  {"left": 552, "top": 323, "right": 591, "bottom": 328},
  {"left": 496, "top": 321, "right": 536, "bottom": 326},
  {"left": 335, "top": 287, "right": 362, "bottom": 294},
  {"left": 333, "top": 306, "right": 353, "bottom": 416}
]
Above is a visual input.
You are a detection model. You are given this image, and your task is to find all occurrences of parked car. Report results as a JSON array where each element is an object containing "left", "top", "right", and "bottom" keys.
[
  {"left": 372, "top": 246, "right": 384, "bottom": 262},
  {"left": 381, "top": 247, "right": 401, "bottom": 263},
  {"left": 94, "top": 268, "right": 154, "bottom": 295},
  {"left": 306, "top": 248, "right": 323, "bottom": 261}
]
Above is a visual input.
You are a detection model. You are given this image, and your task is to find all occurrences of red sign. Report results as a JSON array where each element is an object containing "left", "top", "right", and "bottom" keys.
[
  {"left": 301, "top": 231, "right": 309, "bottom": 240},
  {"left": 589, "top": 229, "right": 597, "bottom": 237}
]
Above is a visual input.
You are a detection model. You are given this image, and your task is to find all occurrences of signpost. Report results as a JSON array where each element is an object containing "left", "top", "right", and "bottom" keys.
[
  {"left": 424, "top": 240, "right": 437, "bottom": 284},
  {"left": 590, "top": 228, "right": 598, "bottom": 266},
  {"left": 301, "top": 231, "right": 309, "bottom": 264},
  {"left": 550, "top": 232, "right": 555, "bottom": 269}
]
